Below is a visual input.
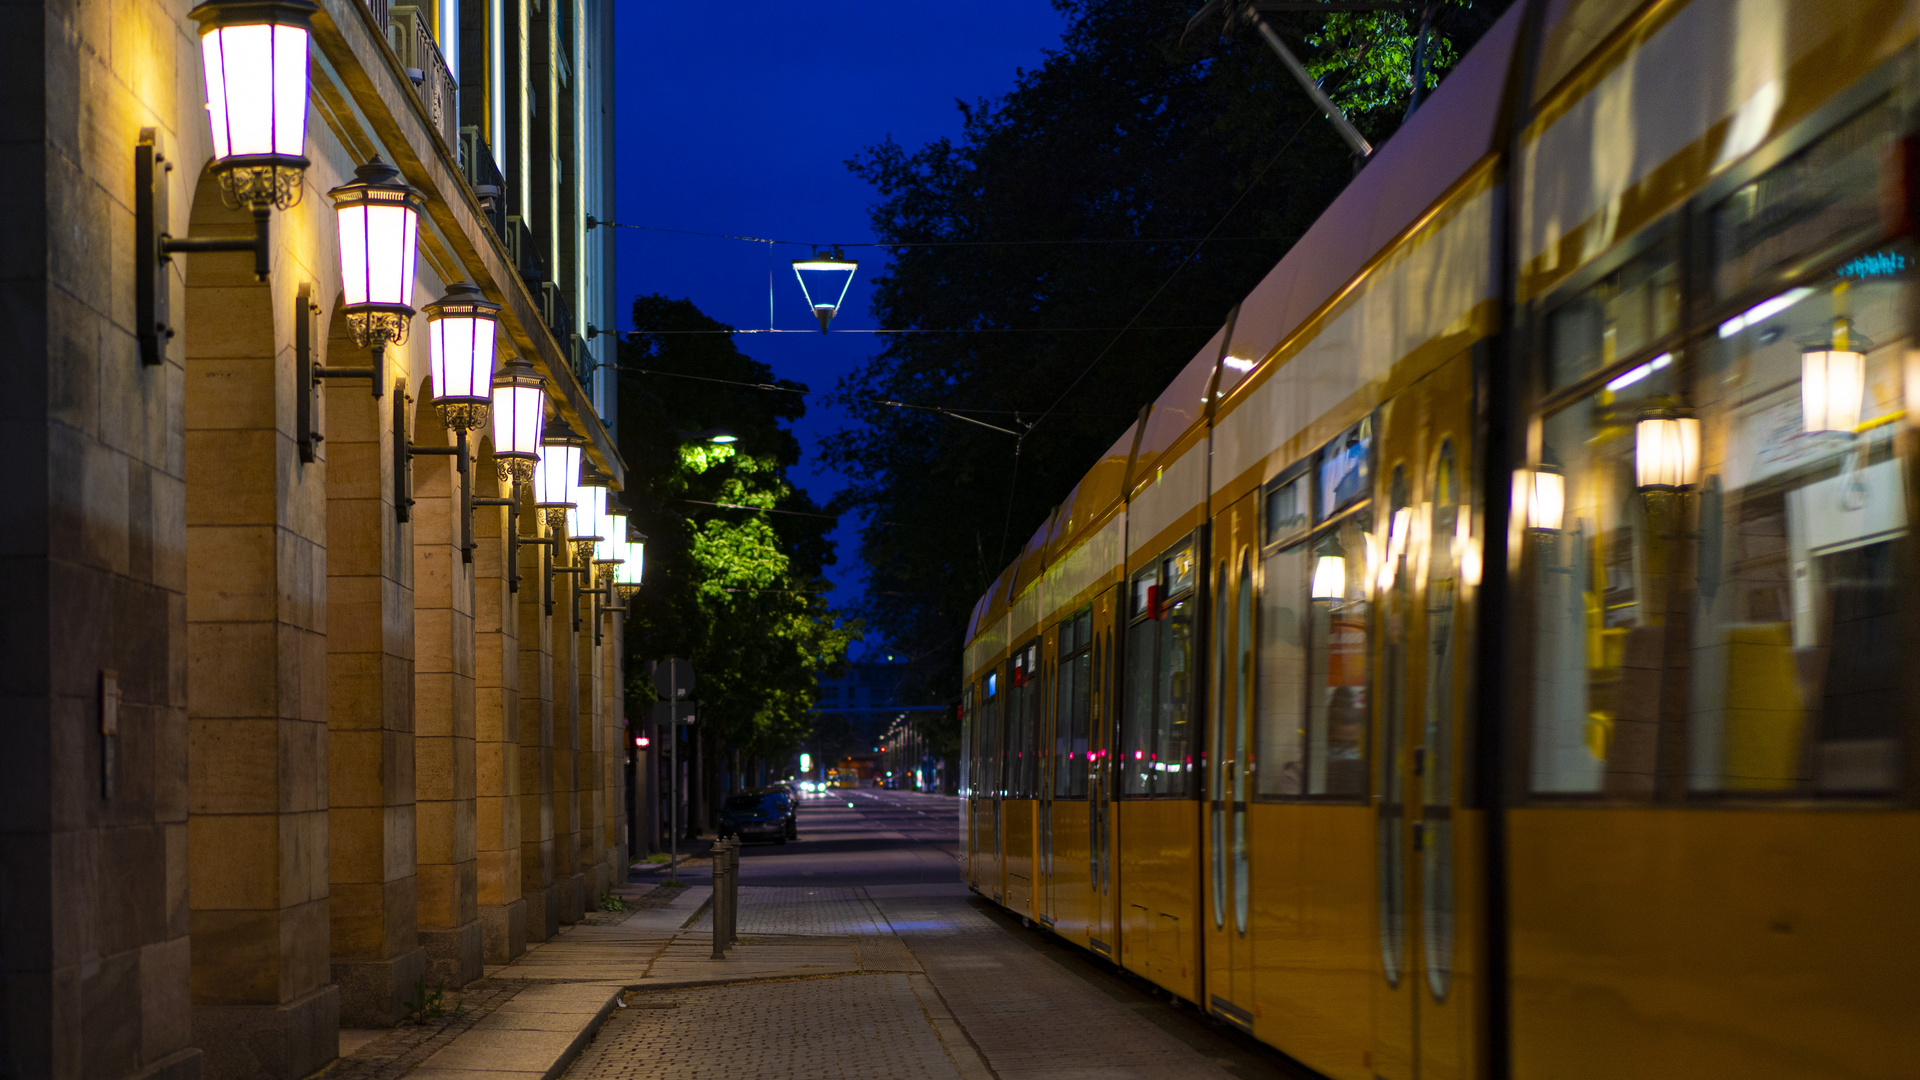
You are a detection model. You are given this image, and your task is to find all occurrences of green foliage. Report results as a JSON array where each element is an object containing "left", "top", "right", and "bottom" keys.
[
  {"left": 825, "top": 0, "right": 1508, "bottom": 702},
  {"left": 617, "top": 295, "right": 859, "bottom": 769},
  {"left": 402, "top": 978, "right": 464, "bottom": 1024},
  {"left": 597, "top": 889, "right": 630, "bottom": 913}
]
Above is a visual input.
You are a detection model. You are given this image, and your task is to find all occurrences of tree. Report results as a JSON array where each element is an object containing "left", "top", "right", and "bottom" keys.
[
  {"left": 824, "top": 0, "right": 1510, "bottom": 704},
  {"left": 616, "top": 296, "right": 859, "bottom": 825}
]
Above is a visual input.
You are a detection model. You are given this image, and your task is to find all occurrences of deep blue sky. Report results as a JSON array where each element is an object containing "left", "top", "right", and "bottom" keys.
[{"left": 612, "top": 4, "right": 1072, "bottom": 638}]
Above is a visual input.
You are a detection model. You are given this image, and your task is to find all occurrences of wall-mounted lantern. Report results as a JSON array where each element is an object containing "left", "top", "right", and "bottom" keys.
[
  {"left": 192, "top": 0, "right": 316, "bottom": 210},
  {"left": 490, "top": 356, "right": 547, "bottom": 486},
  {"left": 331, "top": 157, "right": 424, "bottom": 396},
  {"left": 534, "top": 419, "right": 586, "bottom": 615},
  {"left": 135, "top": 2, "right": 316, "bottom": 366}
]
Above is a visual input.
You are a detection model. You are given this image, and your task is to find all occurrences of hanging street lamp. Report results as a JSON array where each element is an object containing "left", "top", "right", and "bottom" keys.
[
  {"left": 191, "top": 0, "right": 317, "bottom": 211},
  {"left": 490, "top": 356, "right": 547, "bottom": 487},
  {"left": 331, "top": 157, "right": 424, "bottom": 396},
  {"left": 1525, "top": 464, "right": 1566, "bottom": 532},
  {"left": 791, "top": 246, "right": 858, "bottom": 332}
]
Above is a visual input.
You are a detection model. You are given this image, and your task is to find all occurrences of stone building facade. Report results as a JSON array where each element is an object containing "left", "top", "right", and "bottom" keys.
[{"left": 0, "top": 1, "right": 626, "bottom": 1077}]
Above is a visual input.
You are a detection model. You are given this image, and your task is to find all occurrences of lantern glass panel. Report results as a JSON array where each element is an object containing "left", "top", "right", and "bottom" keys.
[
  {"left": 533, "top": 443, "right": 580, "bottom": 507},
  {"left": 491, "top": 382, "right": 544, "bottom": 459},
  {"left": 337, "top": 200, "right": 418, "bottom": 308},
  {"left": 201, "top": 23, "right": 310, "bottom": 159},
  {"left": 430, "top": 315, "right": 495, "bottom": 403},
  {"left": 568, "top": 483, "right": 605, "bottom": 539}
]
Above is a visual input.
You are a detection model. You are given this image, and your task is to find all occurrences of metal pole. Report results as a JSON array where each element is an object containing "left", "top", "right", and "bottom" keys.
[
  {"left": 709, "top": 840, "right": 726, "bottom": 959},
  {"left": 1247, "top": 10, "right": 1373, "bottom": 158},
  {"left": 669, "top": 663, "right": 678, "bottom": 876}
]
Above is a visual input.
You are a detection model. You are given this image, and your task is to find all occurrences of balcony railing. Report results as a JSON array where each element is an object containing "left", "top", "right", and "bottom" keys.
[
  {"left": 457, "top": 127, "right": 507, "bottom": 238},
  {"left": 386, "top": 5, "right": 459, "bottom": 150}
]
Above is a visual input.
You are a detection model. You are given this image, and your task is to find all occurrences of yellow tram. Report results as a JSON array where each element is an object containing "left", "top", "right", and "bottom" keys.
[{"left": 957, "top": 3, "right": 1920, "bottom": 1078}]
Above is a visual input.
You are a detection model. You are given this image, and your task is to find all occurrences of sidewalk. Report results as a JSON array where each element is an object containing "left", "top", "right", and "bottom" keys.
[{"left": 319, "top": 878, "right": 982, "bottom": 1080}]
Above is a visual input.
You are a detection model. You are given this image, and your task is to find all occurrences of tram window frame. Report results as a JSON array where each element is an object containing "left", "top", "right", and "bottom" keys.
[
  {"left": 1537, "top": 223, "right": 1682, "bottom": 396},
  {"left": 1006, "top": 639, "right": 1043, "bottom": 799},
  {"left": 1119, "top": 534, "right": 1200, "bottom": 798},
  {"left": 1054, "top": 606, "right": 1094, "bottom": 799},
  {"left": 1517, "top": 76, "right": 1916, "bottom": 806},
  {"left": 1254, "top": 432, "right": 1376, "bottom": 802}
]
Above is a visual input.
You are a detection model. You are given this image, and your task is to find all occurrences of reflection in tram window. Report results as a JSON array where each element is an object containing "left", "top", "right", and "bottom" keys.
[
  {"left": 1308, "top": 514, "right": 1372, "bottom": 796},
  {"left": 1007, "top": 641, "right": 1041, "bottom": 798},
  {"left": 1120, "top": 539, "right": 1197, "bottom": 796},
  {"left": 1692, "top": 267, "right": 1908, "bottom": 795},
  {"left": 1531, "top": 358, "right": 1676, "bottom": 796},
  {"left": 1257, "top": 543, "right": 1307, "bottom": 796},
  {"left": 1546, "top": 243, "right": 1680, "bottom": 391}
]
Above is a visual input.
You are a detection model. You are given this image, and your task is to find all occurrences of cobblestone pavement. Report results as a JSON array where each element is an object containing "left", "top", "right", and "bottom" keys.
[
  {"left": 569, "top": 976, "right": 972, "bottom": 1080},
  {"left": 686, "top": 885, "right": 889, "bottom": 936}
]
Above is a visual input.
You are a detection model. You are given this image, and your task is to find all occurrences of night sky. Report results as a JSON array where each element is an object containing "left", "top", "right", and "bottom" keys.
[{"left": 611, "top": 3, "right": 1073, "bottom": 633}]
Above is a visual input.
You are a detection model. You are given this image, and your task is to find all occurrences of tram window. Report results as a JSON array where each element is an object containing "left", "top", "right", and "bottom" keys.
[
  {"left": 1257, "top": 543, "right": 1308, "bottom": 795},
  {"left": 1007, "top": 642, "right": 1041, "bottom": 798},
  {"left": 1690, "top": 251, "right": 1910, "bottom": 796},
  {"left": 1710, "top": 100, "right": 1896, "bottom": 305},
  {"left": 1055, "top": 607, "right": 1093, "bottom": 798},
  {"left": 1529, "top": 349, "right": 1678, "bottom": 796},
  {"left": 1319, "top": 417, "right": 1373, "bottom": 521},
  {"left": 1120, "top": 539, "right": 1198, "bottom": 796},
  {"left": 1546, "top": 244, "right": 1680, "bottom": 390},
  {"left": 1266, "top": 471, "right": 1309, "bottom": 547}
]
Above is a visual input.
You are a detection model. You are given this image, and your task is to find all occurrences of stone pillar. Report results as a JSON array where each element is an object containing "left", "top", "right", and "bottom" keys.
[
  {"left": 184, "top": 191, "right": 337, "bottom": 1079},
  {"left": 550, "top": 542, "right": 582, "bottom": 925},
  {"left": 473, "top": 444, "right": 525, "bottom": 963},
  {"left": 323, "top": 351, "right": 424, "bottom": 1026},
  {"left": 410, "top": 396, "right": 481, "bottom": 988},
  {"left": 517, "top": 499, "right": 558, "bottom": 943}
]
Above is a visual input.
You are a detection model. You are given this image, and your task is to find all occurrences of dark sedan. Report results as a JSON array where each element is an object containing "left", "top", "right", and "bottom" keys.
[{"left": 718, "top": 791, "right": 791, "bottom": 844}]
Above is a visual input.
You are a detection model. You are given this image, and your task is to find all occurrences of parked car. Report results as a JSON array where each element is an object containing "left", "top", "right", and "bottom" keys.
[
  {"left": 718, "top": 790, "right": 791, "bottom": 844},
  {"left": 766, "top": 787, "right": 799, "bottom": 839}
]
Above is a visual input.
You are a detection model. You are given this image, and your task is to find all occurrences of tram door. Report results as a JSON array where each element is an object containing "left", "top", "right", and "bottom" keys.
[
  {"left": 1203, "top": 493, "right": 1259, "bottom": 1027},
  {"left": 1087, "top": 585, "right": 1121, "bottom": 957},
  {"left": 1372, "top": 353, "right": 1478, "bottom": 1080},
  {"left": 1039, "top": 624, "right": 1058, "bottom": 925}
]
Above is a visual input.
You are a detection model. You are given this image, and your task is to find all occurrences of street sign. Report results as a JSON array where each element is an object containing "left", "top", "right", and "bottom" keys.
[
  {"left": 651, "top": 701, "right": 697, "bottom": 725},
  {"left": 650, "top": 657, "right": 695, "bottom": 699}
]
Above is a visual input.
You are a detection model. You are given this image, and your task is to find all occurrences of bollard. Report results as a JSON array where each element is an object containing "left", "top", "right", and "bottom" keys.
[
  {"left": 724, "top": 839, "right": 740, "bottom": 947},
  {"left": 709, "top": 840, "right": 730, "bottom": 960}
]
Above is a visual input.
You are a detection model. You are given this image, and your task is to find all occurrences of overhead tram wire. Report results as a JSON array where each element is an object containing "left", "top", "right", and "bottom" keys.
[
  {"left": 604, "top": 363, "right": 1133, "bottom": 435},
  {"left": 583, "top": 216, "right": 1290, "bottom": 251}
]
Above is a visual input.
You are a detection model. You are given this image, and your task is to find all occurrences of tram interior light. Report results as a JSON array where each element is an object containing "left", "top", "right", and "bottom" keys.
[
  {"left": 1634, "top": 415, "right": 1700, "bottom": 491},
  {"left": 1311, "top": 556, "right": 1346, "bottom": 601}
]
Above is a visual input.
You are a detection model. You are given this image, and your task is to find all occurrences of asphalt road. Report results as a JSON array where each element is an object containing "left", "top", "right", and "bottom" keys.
[{"left": 676, "top": 787, "right": 968, "bottom": 887}]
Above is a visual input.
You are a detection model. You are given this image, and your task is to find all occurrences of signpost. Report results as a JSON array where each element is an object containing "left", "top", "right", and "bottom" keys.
[{"left": 649, "top": 658, "right": 696, "bottom": 875}]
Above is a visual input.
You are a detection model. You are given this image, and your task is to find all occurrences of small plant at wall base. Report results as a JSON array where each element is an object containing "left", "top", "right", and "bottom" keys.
[
  {"left": 598, "top": 889, "right": 630, "bottom": 912},
  {"left": 403, "top": 978, "right": 466, "bottom": 1024}
]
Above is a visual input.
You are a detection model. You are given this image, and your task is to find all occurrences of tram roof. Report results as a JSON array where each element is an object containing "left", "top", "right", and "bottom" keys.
[{"left": 966, "top": 1, "right": 1527, "bottom": 648}]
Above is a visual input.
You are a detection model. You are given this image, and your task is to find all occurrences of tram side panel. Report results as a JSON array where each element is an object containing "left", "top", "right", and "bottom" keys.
[{"left": 1508, "top": 25, "right": 1920, "bottom": 1073}]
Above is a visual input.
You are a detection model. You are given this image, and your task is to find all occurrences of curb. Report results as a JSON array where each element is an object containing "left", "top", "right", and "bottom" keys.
[{"left": 541, "top": 987, "right": 624, "bottom": 1080}]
